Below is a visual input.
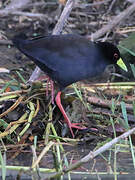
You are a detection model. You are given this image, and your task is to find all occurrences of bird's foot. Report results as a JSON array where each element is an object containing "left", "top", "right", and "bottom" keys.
[
  {"left": 56, "top": 91, "right": 86, "bottom": 138},
  {"left": 66, "top": 122, "right": 86, "bottom": 138},
  {"left": 70, "top": 123, "right": 86, "bottom": 130}
]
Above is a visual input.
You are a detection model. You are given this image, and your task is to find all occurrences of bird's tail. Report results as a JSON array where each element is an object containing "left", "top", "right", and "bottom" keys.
[{"left": 12, "top": 33, "right": 28, "bottom": 47}]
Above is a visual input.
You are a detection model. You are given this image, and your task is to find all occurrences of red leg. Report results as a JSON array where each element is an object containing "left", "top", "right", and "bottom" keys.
[
  {"left": 37, "top": 75, "right": 54, "bottom": 104},
  {"left": 55, "top": 91, "right": 86, "bottom": 138},
  {"left": 46, "top": 77, "right": 54, "bottom": 104},
  {"left": 56, "top": 91, "right": 74, "bottom": 138}
]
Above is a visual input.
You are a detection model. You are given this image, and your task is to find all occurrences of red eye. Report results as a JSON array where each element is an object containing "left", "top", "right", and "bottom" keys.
[{"left": 114, "top": 53, "right": 118, "bottom": 59}]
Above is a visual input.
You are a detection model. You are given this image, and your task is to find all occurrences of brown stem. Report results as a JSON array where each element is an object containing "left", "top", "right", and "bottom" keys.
[
  {"left": 91, "top": 2, "right": 135, "bottom": 40},
  {"left": 29, "top": 0, "right": 75, "bottom": 82}
]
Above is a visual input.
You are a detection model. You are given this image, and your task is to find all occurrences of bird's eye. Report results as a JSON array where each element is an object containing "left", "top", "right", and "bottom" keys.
[{"left": 114, "top": 53, "right": 118, "bottom": 59}]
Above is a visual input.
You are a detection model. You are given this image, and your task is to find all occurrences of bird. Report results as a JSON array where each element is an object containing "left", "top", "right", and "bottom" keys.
[{"left": 12, "top": 34, "right": 127, "bottom": 138}]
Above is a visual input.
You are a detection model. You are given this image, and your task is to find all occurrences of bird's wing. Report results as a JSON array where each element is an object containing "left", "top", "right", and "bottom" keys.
[{"left": 17, "top": 34, "right": 91, "bottom": 72}]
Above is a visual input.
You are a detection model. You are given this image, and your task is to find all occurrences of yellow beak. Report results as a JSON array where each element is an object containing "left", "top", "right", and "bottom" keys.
[{"left": 117, "top": 58, "right": 128, "bottom": 72}]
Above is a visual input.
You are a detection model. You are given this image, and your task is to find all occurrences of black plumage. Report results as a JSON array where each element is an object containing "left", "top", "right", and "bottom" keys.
[{"left": 12, "top": 34, "right": 127, "bottom": 89}]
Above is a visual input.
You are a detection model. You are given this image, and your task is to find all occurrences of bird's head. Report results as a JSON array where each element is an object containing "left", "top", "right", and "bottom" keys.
[{"left": 96, "top": 42, "right": 128, "bottom": 72}]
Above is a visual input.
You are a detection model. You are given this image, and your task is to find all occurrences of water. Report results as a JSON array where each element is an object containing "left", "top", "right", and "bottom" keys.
[{"left": 1, "top": 144, "right": 135, "bottom": 179}]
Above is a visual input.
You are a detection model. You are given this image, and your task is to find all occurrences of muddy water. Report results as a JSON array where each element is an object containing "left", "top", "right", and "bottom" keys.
[{"left": 0, "top": 144, "right": 134, "bottom": 180}]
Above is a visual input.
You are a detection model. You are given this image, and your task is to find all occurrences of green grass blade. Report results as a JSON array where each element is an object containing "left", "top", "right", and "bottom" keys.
[
  {"left": 120, "top": 102, "right": 135, "bottom": 168},
  {"left": 128, "top": 135, "right": 135, "bottom": 168},
  {"left": 120, "top": 101, "right": 129, "bottom": 129},
  {"left": 15, "top": 71, "right": 27, "bottom": 84},
  {"left": 0, "top": 149, "right": 6, "bottom": 180},
  {"left": 130, "top": 64, "right": 135, "bottom": 78},
  {"left": 118, "top": 45, "right": 135, "bottom": 56},
  {"left": 133, "top": 101, "right": 135, "bottom": 117}
]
